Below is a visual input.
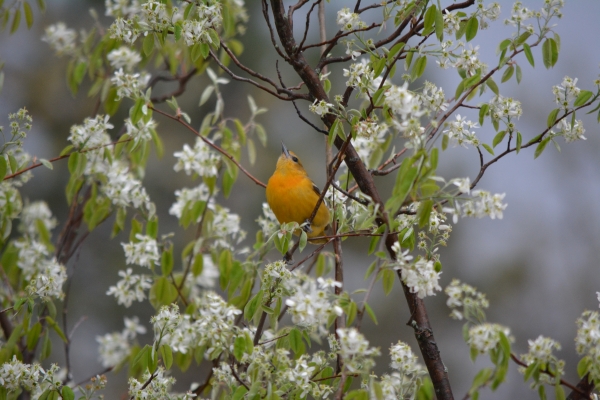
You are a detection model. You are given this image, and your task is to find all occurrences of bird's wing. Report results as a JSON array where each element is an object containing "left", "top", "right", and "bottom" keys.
[{"left": 312, "top": 182, "right": 322, "bottom": 196}]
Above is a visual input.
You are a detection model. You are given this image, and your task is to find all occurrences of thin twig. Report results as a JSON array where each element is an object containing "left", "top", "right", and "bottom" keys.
[{"left": 151, "top": 106, "right": 267, "bottom": 188}]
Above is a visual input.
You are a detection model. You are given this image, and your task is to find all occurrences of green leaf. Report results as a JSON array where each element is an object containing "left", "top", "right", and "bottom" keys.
[
  {"left": 555, "top": 384, "right": 565, "bottom": 400},
  {"left": 481, "top": 143, "right": 494, "bottom": 155},
  {"left": 576, "top": 356, "right": 591, "bottom": 378},
  {"left": 346, "top": 301, "right": 357, "bottom": 326},
  {"left": 244, "top": 290, "right": 263, "bottom": 321},
  {"left": 381, "top": 268, "right": 395, "bottom": 295},
  {"left": 26, "top": 322, "right": 42, "bottom": 350},
  {"left": 161, "top": 246, "right": 173, "bottom": 276},
  {"left": 542, "top": 38, "right": 559, "bottom": 68},
  {"left": 492, "top": 130, "right": 507, "bottom": 148},
  {"left": 538, "top": 385, "right": 547, "bottom": 400},
  {"left": 515, "top": 64, "right": 522, "bottom": 84},
  {"left": 299, "top": 230, "right": 307, "bottom": 252},
  {"left": 289, "top": 328, "right": 304, "bottom": 355},
  {"left": 516, "top": 131, "right": 522, "bottom": 153},
  {"left": 40, "top": 333, "right": 51, "bottom": 360},
  {"left": 479, "top": 103, "right": 489, "bottom": 125},
  {"left": 574, "top": 90, "right": 594, "bottom": 107},
  {"left": 143, "top": 33, "right": 154, "bottom": 56},
  {"left": 547, "top": 108, "right": 560, "bottom": 128},
  {"left": 435, "top": 6, "right": 444, "bottom": 41},
  {"left": 364, "top": 302, "right": 378, "bottom": 325},
  {"left": 10, "top": 8, "right": 20, "bottom": 34},
  {"left": 501, "top": 65, "right": 514, "bottom": 83},
  {"left": 410, "top": 55, "right": 427, "bottom": 81},
  {"left": 151, "top": 277, "right": 178, "bottom": 307},
  {"left": 61, "top": 386, "right": 75, "bottom": 400},
  {"left": 465, "top": 17, "right": 478, "bottom": 42},
  {"left": 191, "top": 43, "right": 203, "bottom": 62},
  {"left": 39, "top": 158, "right": 53, "bottom": 170},
  {"left": 422, "top": 5, "right": 436, "bottom": 36},
  {"left": 523, "top": 43, "right": 534, "bottom": 66},
  {"left": 417, "top": 199, "right": 433, "bottom": 228},
  {"left": 485, "top": 78, "right": 500, "bottom": 96},
  {"left": 23, "top": 1, "right": 34, "bottom": 29},
  {"left": 233, "top": 336, "right": 246, "bottom": 361},
  {"left": 0, "top": 156, "right": 7, "bottom": 179}
]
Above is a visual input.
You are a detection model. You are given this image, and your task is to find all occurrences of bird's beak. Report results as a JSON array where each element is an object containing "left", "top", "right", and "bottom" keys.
[{"left": 281, "top": 142, "right": 291, "bottom": 158}]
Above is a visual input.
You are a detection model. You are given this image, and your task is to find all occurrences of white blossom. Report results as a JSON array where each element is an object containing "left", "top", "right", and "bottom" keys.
[
  {"left": 336, "top": 8, "right": 364, "bottom": 31},
  {"left": 42, "top": 23, "right": 77, "bottom": 55},
  {"left": 106, "top": 268, "right": 153, "bottom": 307},
  {"left": 399, "top": 258, "right": 441, "bottom": 298},
  {"left": 107, "top": 46, "right": 142, "bottom": 71},
  {"left": 173, "top": 138, "right": 220, "bottom": 177},
  {"left": 18, "top": 201, "right": 57, "bottom": 238},
  {"left": 111, "top": 68, "right": 150, "bottom": 100},
  {"left": 309, "top": 99, "right": 333, "bottom": 117},
  {"left": 468, "top": 323, "right": 511, "bottom": 354},
  {"left": 122, "top": 234, "right": 160, "bottom": 268}
]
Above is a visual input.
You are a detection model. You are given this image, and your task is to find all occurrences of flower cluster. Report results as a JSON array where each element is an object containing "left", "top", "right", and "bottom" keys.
[
  {"left": 505, "top": 1, "right": 535, "bottom": 28},
  {"left": 109, "top": 17, "right": 140, "bottom": 44},
  {"left": 152, "top": 294, "right": 241, "bottom": 359},
  {"left": 181, "top": 3, "right": 222, "bottom": 46},
  {"left": 336, "top": 8, "right": 365, "bottom": 32},
  {"left": 209, "top": 203, "right": 246, "bottom": 249},
  {"left": 112, "top": 68, "right": 150, "bottom": 100},
  {"left": 256, "top": 202, "right": 279, "bottom": 238},
  {"left": 333, "top": 328, "right": 380, "bottom": 373},
  {"left": 453, "top": 45, "right": 485, "bottom": 75},
  {"left": 552, "top": 118, "right": 586, "bottom": 143},
  {"left": 553, "top": 76, "right": 581, "bottom": 110},
  {"left": 0, "top": 356, "right": 44, "bottom": 392},
  {"left": 106, "top": 267, "right": 153, "bottom": 307},
  {"left": 27, "top": 258, "right": 68, "bottom": 300},
  {"left": 375, "top": 341, "right": 426, "bottom": 399},
  {"left": 105, "top": 0, "right": 140, "bottom": 18},
  {"left": 18, "top": 201, "right": 57, "bottom": 237},
  {"left": 285, "top": 273, "right": 343, "bottom": 334},
  {"left": 343, "top": 60, "right": 375, "bottom": 93},
  {"left": 468, "top": 323, "right": 511, "bottom": 354},
  {"left": 68, "top": 115, "right": 113, "bottom": 151},
  {"left": 309, "top": 99, "right": 333, "bottom": 117},
  {"left": 169, "top": 184, "right": 212, "bottom": 222},
  {"left": 419, "top": 81, "right": 448, "bottom": 115},
  {"left": 399, "top": 257, "right": 442, "bottom": 299},
  {"left": 125, "top": 117, "right": 157, "bottom": 145},
  {"left": 575, "top": 310, "right": 600, "bottom": 383},
  {"left": 519, "top": 335, "right": 564, "bottom": 387},
  {"left": 489, "top": 94, "right": 523, "bottom": 120},
  {"left": 461, "top": 190, "right": 507, "bottom": 220},
  {"left": 173, "top": 138, "right": 220, "bottom": 178},
  {"left": 472, "top": 0, "right": 501, "bottom": 29},
  {"left": 42, "top": 23, "right": 77, "bottom": 55},
  {"left": 104, "top": 161, "right": 153, "bottom": 212},
  {"left": 445, "top": 279, "right": 489, "bottom": 321},
  {"left": 122, "top": 234, "right": 160, "bottom": 268},
  {"left": 97, "top": 316, "right": 146, "bottom": 368},
  {"left": 108, "top": 46, "right": 142, "bottom": 71}
]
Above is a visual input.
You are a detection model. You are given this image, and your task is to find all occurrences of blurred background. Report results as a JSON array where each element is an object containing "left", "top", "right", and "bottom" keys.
[{"left": 2, "top": 0, "right": 600, "bottom": 398}]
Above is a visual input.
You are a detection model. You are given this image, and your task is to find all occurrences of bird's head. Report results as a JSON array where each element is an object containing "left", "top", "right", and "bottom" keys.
[{"left": 276, "top": 142, "right": 307, "bottom": 175}]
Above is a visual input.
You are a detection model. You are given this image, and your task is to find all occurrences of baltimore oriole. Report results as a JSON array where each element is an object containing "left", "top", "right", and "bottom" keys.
[{"left": 266, "top": 143, "right": 330, "bottom": 244}]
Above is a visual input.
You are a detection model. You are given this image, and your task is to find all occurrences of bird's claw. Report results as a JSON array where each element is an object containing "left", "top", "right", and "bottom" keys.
[{"left": 302, "top": 219, "right": 313, "bottom": 233}]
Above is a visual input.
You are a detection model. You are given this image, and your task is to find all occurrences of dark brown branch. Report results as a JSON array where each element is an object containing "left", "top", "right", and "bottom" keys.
[
  {"left": 297, "top": 0, "right": 322, "bottom": 53},
  {"left": 301, "top": 23, "right": 381, "bottom": 53},
  {"left": 510, "top": 353, "right": 588, "bottom": 398},
  {"left": 262, "top": 0, "right": 291, "bottom": 61},
  {"left": 150, "top": 68, "right": 197, "bottom": 103},
  {"left": 268, "top": 1, "right": 454, "bottom": 398},
  {"left": 567, "top": 374, "right": 595, "bottom": 400},
  {"left": 209, "top": 49, "right": 308, "bottom": 101}
]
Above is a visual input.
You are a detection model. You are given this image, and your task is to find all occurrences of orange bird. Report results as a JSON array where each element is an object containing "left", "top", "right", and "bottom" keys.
[{"left": 266, "top": 143, "right": 330, "bottom": 244}]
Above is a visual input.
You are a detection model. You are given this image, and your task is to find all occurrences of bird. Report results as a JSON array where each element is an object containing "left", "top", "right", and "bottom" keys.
[{"left": 266, "top": 143, "right": 330, "bottom": 244}]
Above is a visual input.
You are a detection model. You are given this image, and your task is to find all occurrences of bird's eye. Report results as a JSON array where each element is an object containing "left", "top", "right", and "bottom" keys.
[{"left": 292, "top": 156, "right": 299, "bottom": 162}]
